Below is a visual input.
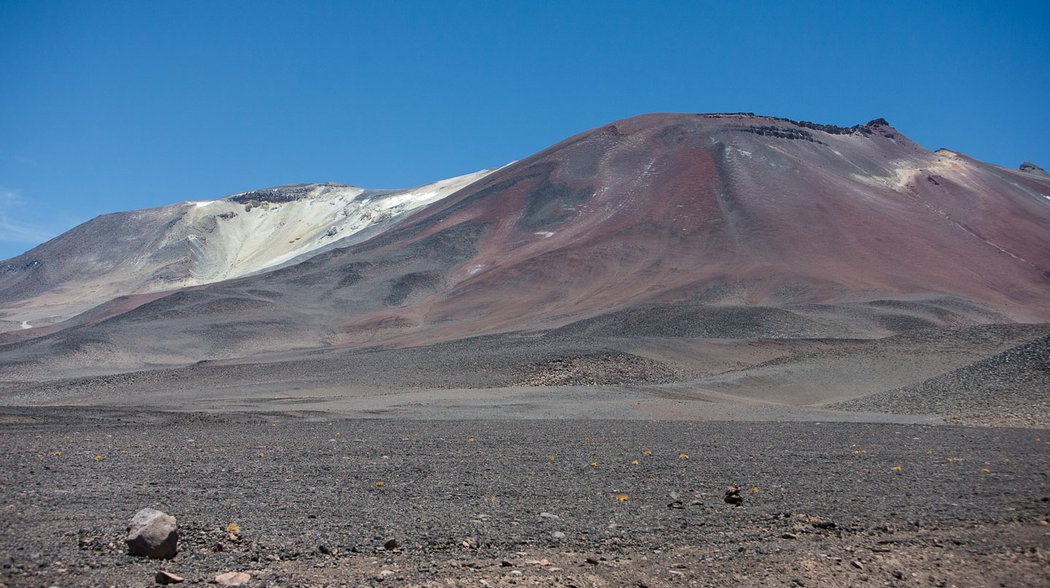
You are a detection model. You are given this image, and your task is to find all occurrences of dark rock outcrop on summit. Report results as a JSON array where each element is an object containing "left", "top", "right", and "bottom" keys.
[
  {"left": 227, "top": 182, "right": 350, "bottom": 204},
  {"left": 1019, "top": 162, "right": 1049, "bottom": 177}
]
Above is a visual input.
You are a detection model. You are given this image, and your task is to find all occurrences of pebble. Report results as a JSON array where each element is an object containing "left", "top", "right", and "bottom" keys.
[
  {"left": 214, "top": 571, "right": 251, "bottom": 587},
  {"left": 724, "top": 485, "right": 743, "bottom": 506},
  {"left": 155, "top": 570, "right": 184, "bottom": 584},
  {"left": 810, "top": 517, "right": 836, "bottom": 530},
  {"left": 551, "top": 531, "right": 565, "bottom": 541}
]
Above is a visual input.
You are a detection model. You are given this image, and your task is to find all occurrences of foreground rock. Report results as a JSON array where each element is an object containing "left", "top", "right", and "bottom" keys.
[{"left": 126, "top": 508, "right": 178, "bottom": 559}]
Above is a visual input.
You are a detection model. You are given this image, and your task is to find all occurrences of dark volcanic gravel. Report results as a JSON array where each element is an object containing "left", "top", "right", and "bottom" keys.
[
  {"left": 833, "top": 334, "right": 1050, "bottom": 427},
  {"left": 1, "top": 408, "right": 1048, "bottom": 587}
]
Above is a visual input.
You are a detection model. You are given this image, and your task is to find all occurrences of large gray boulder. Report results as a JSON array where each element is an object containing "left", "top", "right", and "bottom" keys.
[{"left": 125, "top": 508, "right": 178, "bottom": 559}]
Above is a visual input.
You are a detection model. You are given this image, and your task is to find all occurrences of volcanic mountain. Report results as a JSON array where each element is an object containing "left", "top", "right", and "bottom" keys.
[{"left": 1, "top": 113, "right": 1049, "bottom": 380}]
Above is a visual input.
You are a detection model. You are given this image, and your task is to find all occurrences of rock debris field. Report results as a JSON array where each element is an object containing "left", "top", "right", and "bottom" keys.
[{"left": 1, "top": 408, "right": 1048, "bottom": 587}]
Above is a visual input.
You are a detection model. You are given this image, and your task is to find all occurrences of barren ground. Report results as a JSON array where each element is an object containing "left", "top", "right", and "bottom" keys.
[
  {"left": 1, "top": 408, "right": 1048, "bottom": 587},
  {"left": 1, "top": 323, "right": 1048, "bottom": 586}
]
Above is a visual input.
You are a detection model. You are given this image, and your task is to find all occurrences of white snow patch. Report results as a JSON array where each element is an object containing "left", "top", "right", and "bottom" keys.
[
  {"left": 20, "top": 320, "right": 31, "bottom": 330},
  {"left": 193, "top": 201, "right": 217, "bottom": 208},
  {"left": 467, "top": 264, "right": 485, "bottom": 276},
  {"left": 201, "top": 169, "right": 493, "bottom": 279},
  {"left": 534, "top": 231, "right": 555, "bottom": 238}
]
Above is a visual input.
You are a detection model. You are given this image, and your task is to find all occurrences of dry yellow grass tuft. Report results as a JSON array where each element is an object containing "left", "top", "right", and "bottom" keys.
[
  {"left": 375, "top": 480, "right": 385, "bottom": 487},
  {"left": 630, "top": 459, "right": 639, "bottom": 465},
  {"left": 678, "top": 453, "right": 689, "bottom": 460},
  {"left": 890, "top": 465, "right": 903, "bottom": 473},
  {"left": 642, "top": 450, "right": 652, "bottom": 456},
  {"left": 94, "top": 454, "right": 102, "bottom": 462},
  {"left": 227, "top": 522, "right": 240, "bottom": 534},
  {"left": 614, "top": 494, "right": 629, "bottom": 502}
]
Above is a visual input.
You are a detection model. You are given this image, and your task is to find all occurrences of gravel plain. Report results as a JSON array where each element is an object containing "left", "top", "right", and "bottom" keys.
[{"left": 1, "top": 408, "right": 1048, "bottom": 587}]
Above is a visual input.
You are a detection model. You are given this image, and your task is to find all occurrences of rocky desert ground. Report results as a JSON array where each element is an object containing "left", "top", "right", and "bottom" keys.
[{"left": 0, "top": 344, "right": 1045, "bottom": 588}]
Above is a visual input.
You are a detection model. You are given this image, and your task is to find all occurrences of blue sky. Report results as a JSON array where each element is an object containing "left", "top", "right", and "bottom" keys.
[{"left": 1, "top": 0, "right": 1047, "bottom": 260}]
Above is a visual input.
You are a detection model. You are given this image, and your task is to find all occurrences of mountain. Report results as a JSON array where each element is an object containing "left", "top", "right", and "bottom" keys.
[
  {"left": 0, "top": 171, "right": 490, "bottom": 333},
  {"left": 1, "top": 112, "right": 1049, "bottom": 380}
]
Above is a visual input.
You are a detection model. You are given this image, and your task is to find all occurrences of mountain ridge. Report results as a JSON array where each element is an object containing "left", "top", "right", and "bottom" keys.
[{"left": 0, "top": 170, "right": 492, "bottom": 333}]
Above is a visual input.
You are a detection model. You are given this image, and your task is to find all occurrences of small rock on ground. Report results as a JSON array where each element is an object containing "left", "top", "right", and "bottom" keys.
[
  {"left": 214, "top": 571, "right": 251, "bottom": 586},
  {"left": 126, "top": 508, "right": 178, "bottom": 560}
]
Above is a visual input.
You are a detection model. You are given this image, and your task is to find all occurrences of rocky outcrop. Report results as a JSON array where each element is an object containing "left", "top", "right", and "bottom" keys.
[{"left": 1020, "top": 162, "right": 1049, "bottom": 177}]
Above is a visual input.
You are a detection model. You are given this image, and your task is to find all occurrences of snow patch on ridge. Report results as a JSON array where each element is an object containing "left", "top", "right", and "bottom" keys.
[{"left": 175, "top": 170, "right": 493, "bottom": 283}]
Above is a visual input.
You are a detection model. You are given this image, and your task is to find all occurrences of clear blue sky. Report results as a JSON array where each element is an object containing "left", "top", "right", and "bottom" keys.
[{"left": 1, "top": 0, "right": 1047, "bottom": 260}]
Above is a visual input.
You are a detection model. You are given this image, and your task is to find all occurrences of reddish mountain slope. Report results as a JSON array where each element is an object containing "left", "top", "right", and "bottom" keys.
[{"left": 333, "top": 113, "right": 1050, "bottom": 344}]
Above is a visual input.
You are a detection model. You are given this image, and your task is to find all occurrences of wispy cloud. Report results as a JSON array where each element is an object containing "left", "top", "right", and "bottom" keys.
[{"left": 0, "top": 188, "right": 59, "bottom": 245}]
